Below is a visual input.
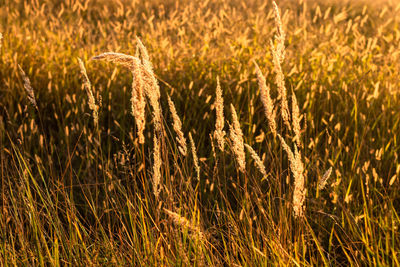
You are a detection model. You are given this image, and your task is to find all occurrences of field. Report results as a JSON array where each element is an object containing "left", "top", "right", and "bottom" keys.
[{"left": 1, "top": 0, "right": 400, "bottom": 265}]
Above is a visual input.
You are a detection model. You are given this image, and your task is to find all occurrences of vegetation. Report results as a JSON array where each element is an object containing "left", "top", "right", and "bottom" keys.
[{"left": 1, "top": 0, "right": 400, "bottom": 265}]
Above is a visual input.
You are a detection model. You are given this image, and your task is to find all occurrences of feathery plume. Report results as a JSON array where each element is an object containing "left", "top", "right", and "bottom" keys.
[
  {"left": 167, "top": 95, "right": 187, "bottom": 156},
  {"left": 277, "top": 134, "right": 305, "bottom": 217},
  {"left": 144, "top": 77, "right": 162, "bottom": 133},
  {"left": 189, "top": 133, "right": 200, "bottom": 181},
  {"left": 271, "top": 2, "right": 290, "bottom": 130},
  {"left": 91, "top": 52, "right": 139, "bottom": 69},
  {"left": 164, "top": 208, "right": 205, "bottom": 242},
  {"left": 136, "top": 37, "right": 162, "bottom": 132},
  {"left": 18, "top": 65, "right": 37, "bottom": 109},
  {"left": 318, "top": 167, "right": 333, "bottom": 190},
  {"left": 78, "top": 58, "right": 99, "bottom": 125},
  {"left": 292, "top": 145, "right": 305, "bottom": 217},
  {"left": 254, "top": 62, "right": 277, "bottom": 136},
  {"left": 153, "top": 134, "right": 161, "bottom": 198},
  {"left": 92, "top": 51, "right": 162, "bottom": 132},
  {"left": 214, "top": 76, "right": 226, "bottom": 151},
  {"left": 130, "top": 57, "right": 146, "bottom": 144},
  {"left": 91, "top": 52, "right": 155, "bottom": 96},
  {"left": 277, "top": 134, "right": 294, "bottom": 164},
  {"left": 135, "top": 37, "right": 160, "bottom": 99},
  {"left": 135, "top": 37, "right": 152, "bottom": 71},
  {"left": 229, "top": 104, "right": 246, "bottom": 173},
  {"left": 135, "top": 43, "right": 140, "bottom": 58},
  {"left": 271, "top": 41, "right": 290, "bottom": 130},
  {"left": 291, "top": 93, "right": 301, "bottom": 147},
  {"left": 245, "top": 144, "right": 267, "bottom": 178},
  {"left": 272, "top": 1, "right": 286, "bottom": 63}
]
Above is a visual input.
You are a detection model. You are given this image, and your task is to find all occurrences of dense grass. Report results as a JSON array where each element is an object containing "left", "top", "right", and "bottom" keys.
[{"left": 1, "top": 0, "right": 400, "bottom": 265}]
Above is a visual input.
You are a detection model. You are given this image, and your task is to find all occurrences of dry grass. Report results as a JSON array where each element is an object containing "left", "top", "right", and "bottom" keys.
[
  {"left": 167, "top": 95, "right": 187, "bottom": 156},
  {"left": 152, "top": 133, "right": 162, "bottom": 198},
  {"left": 214, "top": 76, "right": 226, "bottom": 151},
  {"left": 1, "top": 0, "right": 400, "bottom": 265},
  {"left": 229, "top": 104, "right": 246, "bottom": 173},
  {"left": 254, "top": 61, "right": 277, "bottom": 136},
  {"left": 78, "top": 58, "right": 99, "bottom": 126},
  {"left": 189, "top": 132, "right": 200, "bottom": 181},
  {"left": 18, "top": 64, "right": 37, "bottom": 109},
  {"left": 245, "top": 143, "right": 267, "bottom": 178}
]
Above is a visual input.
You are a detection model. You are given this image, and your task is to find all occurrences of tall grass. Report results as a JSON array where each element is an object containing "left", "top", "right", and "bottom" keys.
[{"left": 1, "top": 0, "right": 400, "bottom": 265}]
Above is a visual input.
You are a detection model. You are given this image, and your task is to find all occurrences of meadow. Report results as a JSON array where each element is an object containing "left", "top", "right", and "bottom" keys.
[{"left": 1, "top": 0, "right": 400, "bottom": 265}]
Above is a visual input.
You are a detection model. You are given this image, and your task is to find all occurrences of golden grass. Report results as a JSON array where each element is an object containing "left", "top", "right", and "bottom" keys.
[
  {"left": 244, "top": 143, "right": 267, "bottom": 178},
  {"left": 229, "top": 104, "right": 246, "bottom": 173},
  {"left": 214, "top": 76, "right": 226, "bottom": 152},
  {"left": 167, "top": 95, "right": 187, "bottom": 156},
  {"left": 189, "top": 132, "right": 200, "bottom": 181},
  {"left": 152, "top": 133, "right": 161, "bottom": 198},
  {"left": 78, "top": 58, "right": 99, "bottom": 126},
  {"left": 18, "top": 64, "right": 37, "bottom": 110},
  {"left": 2, "top": 0, "right": 400, "bottom": 265},
  {"left": 254, "top": 61, "right": 277, "bottom": 136}
]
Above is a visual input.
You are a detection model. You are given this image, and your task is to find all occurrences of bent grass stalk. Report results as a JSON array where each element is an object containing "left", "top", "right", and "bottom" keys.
[
  {"left": 92, "top": 51, "right": 162, "bottom": 132},
  {"left": 135, "top": 37, "right": 163, "bottom": 132}
]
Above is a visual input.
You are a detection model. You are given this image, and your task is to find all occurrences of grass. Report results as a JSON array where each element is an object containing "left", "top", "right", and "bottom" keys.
[{"left": 1, "top": 0, "right": 400, "bottom": 265}]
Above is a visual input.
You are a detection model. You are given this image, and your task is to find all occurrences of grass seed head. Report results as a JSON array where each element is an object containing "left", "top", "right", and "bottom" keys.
[
  {"left": 318, "top": 167, "right": 333, "bottom": 190},
  {"left": 164, "top": 208, "right": 205, "bottom": 242},
  {"left": 254, "top": 61, "right": 277, "bottom": 136},
  {"left": 271, "top": 1, "right": 290, "bottom": 130},
  {"left": 272, "top": 1, "right": 286, "bottom": 63},
  {"left": 18, "top": 65, "right": 37, "bottom": 109},
  {"left": 91, "top": 52, "right": 140, "bottom": 70},
  {"left": 167, "top": 95, "right": 187, "bottom": 156},
  {"left": 291, "top": 93, "right": 301, "bottom": 147},
  {"left": 78, "top": 58, "right": 99, "bottom": 125},
  {"left": 153, "top": 134, "right": 161, "bottom": 198},
  {"left": 135, "top": 38, "right": 163, "bottom": 132},
  {"left": 278, "top": 134, "right": 305, "bottom": 217},
  {"left": 92, "top": 51, "right": 162, "bottom": 132},
  {"left": 245, "top": 144, "right": 267, "bottom": 178},
  {"left": 292, "top": 146, "right": 305, "bottom": 217},
  {"left": 229, "top": 104, "right": 246, "bottom": 173},
  {"left": 189, "top": 132, "right": 200, "bottom": 181},
  {"left": 130, "top": 58, "right": 146, "bottom": 144},
  {"left": 214, "top": 76, "right": 226, "bottom": 151}
]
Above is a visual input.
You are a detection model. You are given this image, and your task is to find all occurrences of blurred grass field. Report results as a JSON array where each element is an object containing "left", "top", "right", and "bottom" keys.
[{"left": 1, "top": 0, "right": 400, "bottom": 265}]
